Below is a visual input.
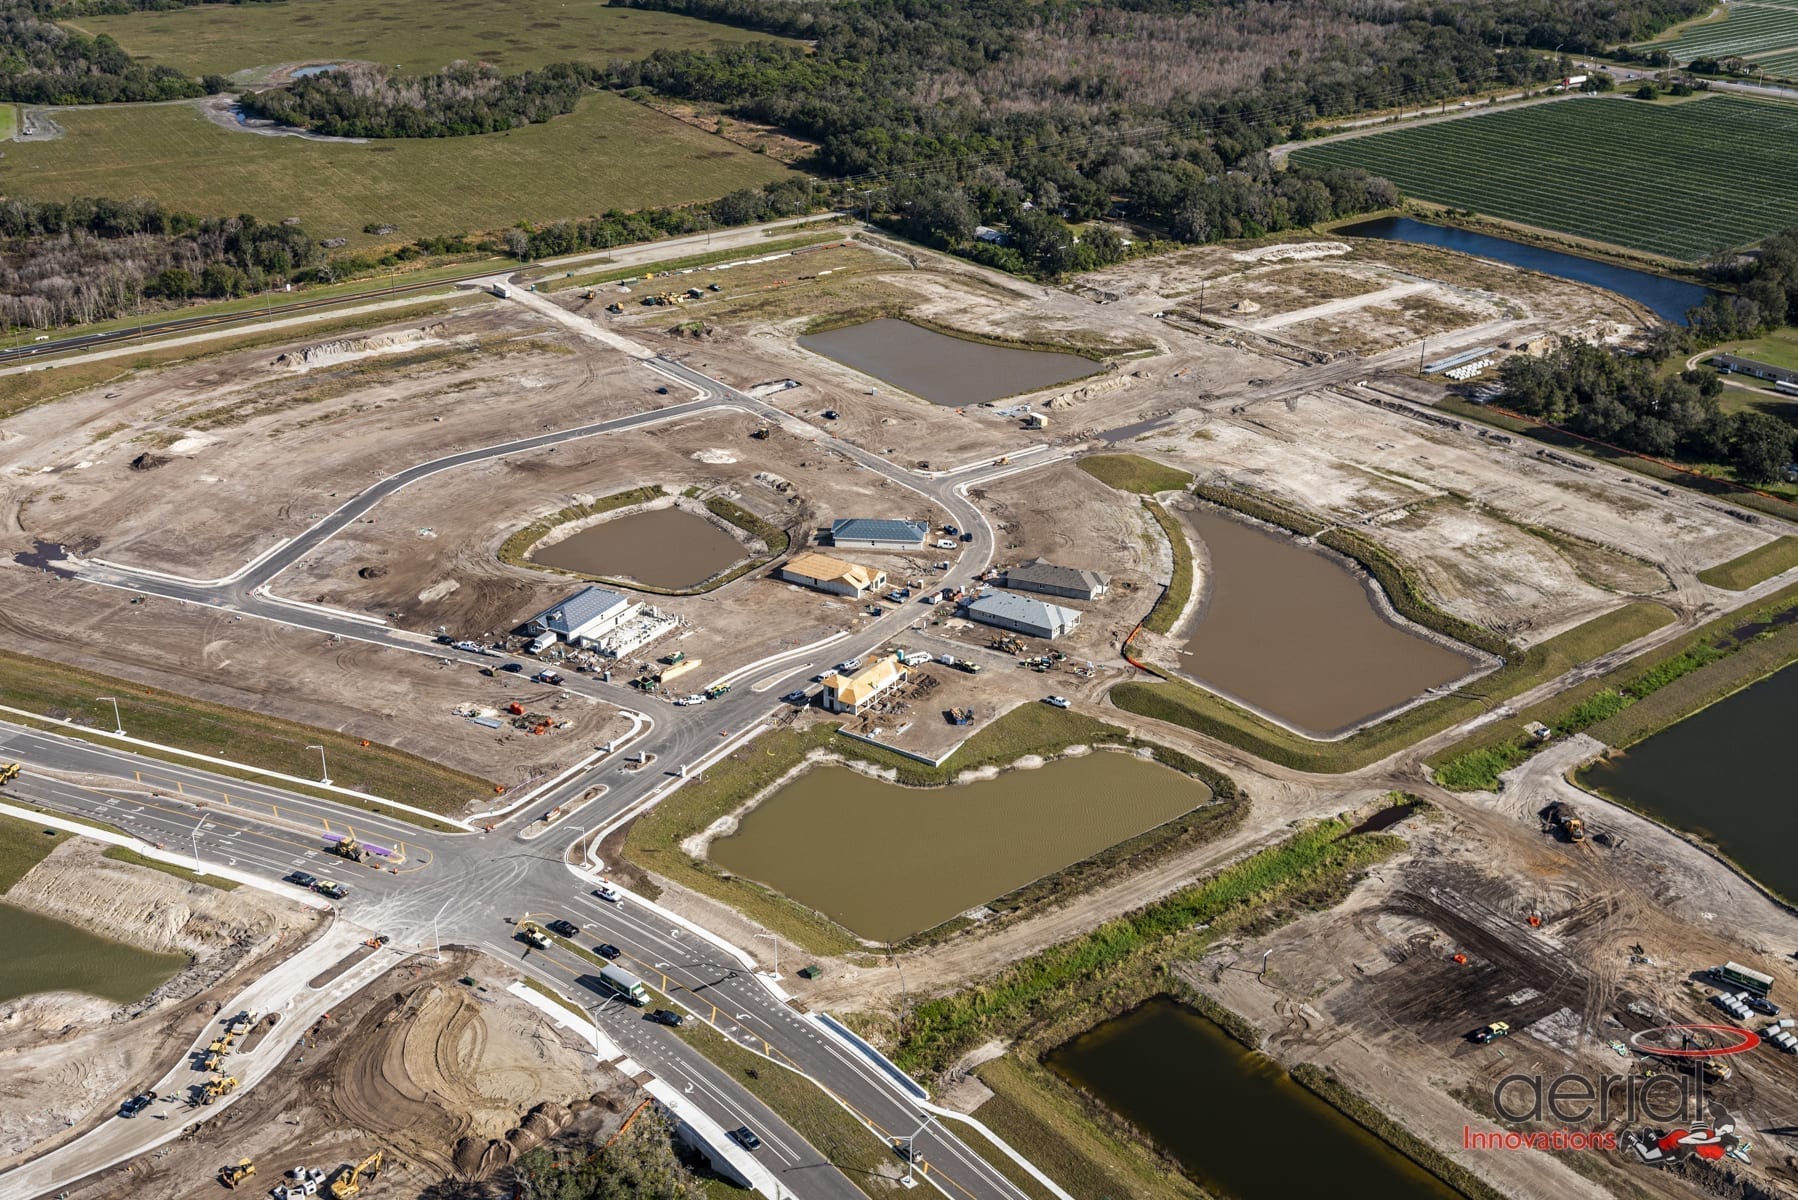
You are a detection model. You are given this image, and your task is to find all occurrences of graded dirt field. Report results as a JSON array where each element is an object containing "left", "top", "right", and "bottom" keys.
[
  {"left": 0, "top": 93, "right": 794, "bottom": 246},
  {"left": 64, "top": 0, "right": 792, "bottom": 78}
]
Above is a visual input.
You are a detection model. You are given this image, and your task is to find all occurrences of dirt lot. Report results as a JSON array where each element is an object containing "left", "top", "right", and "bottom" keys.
[
  {"left": 1193, "top": 785, "right": 1798, "bottom": 1200},
  {"left": 42, "top": 951, "right": 642, "bottom": 1200},
  {"left": 0, "top": 839, "right": 324, "bottom": 1168}
]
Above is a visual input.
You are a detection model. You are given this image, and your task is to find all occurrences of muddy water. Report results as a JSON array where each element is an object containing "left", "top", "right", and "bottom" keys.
[
  {"left": 1580, "top": 662, "right": 1798, "bottom": 903},
  {"left": 0, "top": 902, "right": 186, "bottom": 1004},
  {"left": 709, "top": 754, "right": 1209, "bottom": 941},
  {"left": 798, "top": 318, "right": 1098, "bottom": 406},
  {"left": 1179, "top": 508, "right": 1480, "bottom": 735},
  {"left": 534, "top": 507, "right": 745, "bottom": 590},
  {"left": 1050, "top": 998, "right": 1462, "bottom": 1200}
]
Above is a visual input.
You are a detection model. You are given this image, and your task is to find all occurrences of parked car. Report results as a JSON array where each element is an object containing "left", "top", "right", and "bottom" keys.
[
  {"left": 593, "top": 883, "right": 623, "bottom": 904},
  {"left": 782, "top": 690, "right": 810, "bottom": 704},
  {"left": 499, "top": 662, "right": 524, "bottom": 673},
  {"left": 730, "top": 1126, "right": 762, "bottom": 1151},
  {"left": 548, "top": 919, "right": 580, "bottom": 937},
  {"left": 287, "top": 871, "right": 319, "bottom": 889},
  {"left": 313, "top": 880, "right": 349, "bottom": 899},
  {"left": 1747, "top": 996, "right": 1782, "bottom": 1016},
  {"left": 1044, "top": 696, "right": 1070, "bottom": 709},
  {"left": 118, "top": 1092, "right": 156, "bottom": 1118},
  {"left": 647, "top": 1009, "right": 686, "bottom": 1027},
  {"left": 1471, "top": 1022, "right": 1511, "bottom": 1044},
  {"left": 836, "top": 658, "right": 861, "bottom": 673},
  {"left": 595, "top": 943, "right": 622, "bottom": 960}
]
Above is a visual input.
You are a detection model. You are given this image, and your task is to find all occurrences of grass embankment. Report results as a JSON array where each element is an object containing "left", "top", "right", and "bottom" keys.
[
  {"left": 500, "top": 485, "right": 666, "bottom": 566},
  {"left": 1698, "top": 536, "right": 1798, "bottom": 590},
  {"left": 0, "top": 95, "right": 794, "bottom": 248},
  {"left": 1076, "top": 454, "right": 1194, "bottom": 495},
  {"left": 973, "top": 1055, "right": 1201, "bottom": 1200},
  {"left": 101, "top": 844, "right": 240, "bottom": 890},
  {"left": 0, "top": 647, "right": 487, "bottom": 823},
  {"left": 675, "top": 1020, "right": 904, "bottom": 1199},
  {"left": 894, "top": 817, "right": 1403, "bottom": 1076},
  {"left": 1430, "top": 583, "right": 1798, "bottom": 789},
  {"left": 0, "top": 811, "right": 72, "bottom": 891},
  {"left": 548, "top": 232, "right": 847, "bottom": 290},
  {"left": 1291, "top": 1066, "right": 1506, "bottom": 1200},
  {"left": 1115, "top": 601, "right": 1672, "bottom": 774},
  {"left": 624, "top": 706, "right": 1242, "bottom": 956},
  {"left": 1138, "top": 500, "right": 1193, "bottom": 635}
]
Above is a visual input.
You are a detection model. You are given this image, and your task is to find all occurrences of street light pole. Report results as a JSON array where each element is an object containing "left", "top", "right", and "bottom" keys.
[
  {"left": 755, "top": 932, "right": 781, "bottom": 980},
  {"left": 97, "top": 696, "right": 123, "bottom": 734},
  {"left": 305, "top": 744, "right": 331, "bottom": 785},
  {"left": 190, "top": 813, "right": 208, "bottom": 872},
  {"left": 431, "top": 897, "right": 453, "bottom": 962}
]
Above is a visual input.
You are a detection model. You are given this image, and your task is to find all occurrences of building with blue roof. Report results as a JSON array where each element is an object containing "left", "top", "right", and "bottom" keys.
[{"left": 829, "top": 518, "right": 930, "bottom": 551}]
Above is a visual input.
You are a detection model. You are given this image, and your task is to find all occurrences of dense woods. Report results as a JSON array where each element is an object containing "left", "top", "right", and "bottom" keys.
[
  {"left": 1690, "top": 229, "right": 1798, "bottom": 342},
  {"left": 240, "top": 62, "right": 588, "bottom": 138},
  {"left": 0, "top": 0, "right": 212, "bottom": 102}
]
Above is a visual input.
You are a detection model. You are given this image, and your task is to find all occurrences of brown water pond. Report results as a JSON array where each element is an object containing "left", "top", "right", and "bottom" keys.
[
  {"left": 708, "top": 753, "right": 1210, "bottom": 942},
  {"left": 1179, "top": 507, "right": 1482, "bottom": 736},
  {"left": 798, "top": 318, "right": 1098, "bottom": 407},
  {"left": 534, "top": 506, "right": 746, "bottom": 590},
  {"left": 0, "top": 902, "right": 186, "bottom": 1005}
]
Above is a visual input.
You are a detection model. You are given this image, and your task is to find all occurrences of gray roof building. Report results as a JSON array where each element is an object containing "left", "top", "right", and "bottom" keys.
[
  {"left": 830, "top": 518, "right": 930, "bottom": 549},
  {"left": 1001, "top": 560, "right": 1109, "bottom": 601},
  {"left": 960, "top": 592, "right": 1082, "bottom": 640},
  {"left": 523, "top": 586, "right": 632, "bottom": 641}
]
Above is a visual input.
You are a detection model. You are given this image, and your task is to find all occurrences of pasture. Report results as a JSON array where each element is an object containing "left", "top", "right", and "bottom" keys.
[
  {"left": 1645, "top": 0, "right": 1798, "bottom": 76},
  {"left": 1293, "top": 96, "right": 1798, "bottom": 260},
  {"left": 63, "top": 0, "right": 792, "bottom": 78},
  {"left": 0, "top": 94, "right": 794, "bottom": 246}
]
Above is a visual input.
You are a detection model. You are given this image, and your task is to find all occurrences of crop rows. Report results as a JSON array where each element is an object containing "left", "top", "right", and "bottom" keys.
[
  {"left": 1652, "top": 1, "right": 1798, "bottom": 65},
  {"left": 1294, "top": 96, "right": 1798, "bottom": 259}
]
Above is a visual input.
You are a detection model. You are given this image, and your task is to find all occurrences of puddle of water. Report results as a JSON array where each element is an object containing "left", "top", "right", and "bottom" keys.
[
  {"left": 1579, "top": 661, "right": 1798, "bottom": 903},
  {"left": 533, "top": 507, "right": 745, "bottom": 590},
  {"left": 1179, "top": 507, "right": 1481, "bottom": 735},
  {"left": 1049, "top": 997, "right": 1463, "bottom": 1200},
  {"left": 0, "top": 901, "right": 187, "bottom": 1005},
  {"left": 709, "top": 754, "right": 1211, "bottom": 941},
  {"left": 798, "top": 318, "right": 1098, "bottom": 407},
  {"left": 1337, "top": 216, "right": 1714, "bottom": 325},
  {"left": 291, "top": 64, "right": 341, "bottom": 78}
]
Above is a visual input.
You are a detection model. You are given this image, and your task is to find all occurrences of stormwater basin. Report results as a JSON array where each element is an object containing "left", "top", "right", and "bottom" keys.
[
  {"left": 1336, "top": 216, "right": 1714, "bottom": 325},
  {"left": 0, "top": 901, "right": 186, "bottom": 1005},
  {"left": 1049, "top": 997, "right": 1462, "bottom": 1200},
  {"left": 708, "top": 754, "right": 1211, "bottom": 942},
  {"left": 1178, "top": 507, "right": 1482, "bottom": 736},
  {"left": 797, "top": 318, "right": 1098, "bottom": 407},
  {"left": 1578, "top": 661, "right": 1798, "bottom": 903},
  {"left": 533, "top": 506, "right": 746, "bottom": 590}
]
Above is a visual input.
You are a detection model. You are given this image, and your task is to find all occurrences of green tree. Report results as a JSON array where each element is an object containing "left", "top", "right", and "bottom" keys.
[
  {"left": 1730, "top": 411, "right": 1796, "bottom": 483},
  {"left": 514, "top": 1109, "right": 706, "bottom": 1200}
]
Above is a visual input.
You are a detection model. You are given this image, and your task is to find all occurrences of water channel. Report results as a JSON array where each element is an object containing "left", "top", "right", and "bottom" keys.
[
  {"left": 1578, "top": 661, "right": 1798, "bottom": 903},
  {"left": 533, "top": 507, "right": 746, "bottom": 590},
  {"left": 0, "top": 902, "right": 186, "bottom": 1005},
  {"left": 1049, "top": 997, "right": 1463, "bottom": 1200},
  {"left": 1337, "top": 216, "right": 1714, "bottom": 325},
  {"left": 1178, "top": 507, "right": 1482, "bottom": 736},
  {"left": 708, "top": 754, "right": 1211, "bottom": 942},
  {"left": 797, "top": 318, "right": 1099, "bottom": 407}
]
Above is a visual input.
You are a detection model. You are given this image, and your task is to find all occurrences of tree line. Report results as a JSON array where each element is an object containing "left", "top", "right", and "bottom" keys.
[
  {"left": 0, "top": 0, "right": 220, "bottom": 103},
  {"left": 239, "top": 62, "right": 589, "bottom": 139}
]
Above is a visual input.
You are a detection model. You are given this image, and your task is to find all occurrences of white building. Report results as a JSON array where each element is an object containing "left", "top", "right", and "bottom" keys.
[
  {"left": 960, "top": 592, "right": 1082, "bottom": 640},
  {"left": 522, "top": 586, "right": 639, "bottom": 646},
  {"left": 829, "top": 518, "right": 930, "bottom": 551},
  {"left": 778, "top": 552, "right": 888, "bottom": 598}
]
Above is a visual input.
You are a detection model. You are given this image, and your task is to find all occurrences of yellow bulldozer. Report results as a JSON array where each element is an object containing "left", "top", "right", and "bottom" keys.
[
  {"left": 327, "top": 1151, "right": 382, "bottom": 1199},
  {"left": 219, "top": 1158, "right": 256, "bottom": 1189},
  {"left": 198, "top": 1074, "right": 238, "bottom": 1105},
  {"left": 0, "top": 762, "right": 20, "bottom": 786}
]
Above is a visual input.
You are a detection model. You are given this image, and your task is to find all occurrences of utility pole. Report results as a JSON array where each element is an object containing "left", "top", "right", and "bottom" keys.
[
  {"left": 305, "top": 744, "right": 331, "bottom": 785},
  {"left": 96, "top": 696, "right": 124, "bottom": 734},
  {"left": 191, "top": 813, "right": 208, "bottom": 872}
]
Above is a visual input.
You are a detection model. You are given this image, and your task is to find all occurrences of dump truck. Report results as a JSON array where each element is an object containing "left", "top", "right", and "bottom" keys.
[{"left": 218, "top": 1158, "right": 255, "bottom": 1189}]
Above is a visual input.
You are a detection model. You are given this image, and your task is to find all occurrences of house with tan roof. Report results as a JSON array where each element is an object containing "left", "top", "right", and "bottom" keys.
[
  {"left": 778, "top": 551, "right": 887, "bottom": 598},
  {"left": 820, "top": 655, "right": 908, "bottom": 715}
]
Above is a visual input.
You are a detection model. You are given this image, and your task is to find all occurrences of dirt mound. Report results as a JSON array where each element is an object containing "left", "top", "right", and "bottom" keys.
[
  {"left": 129, "top": 453, "right": 168, "bottom": 471},
  {"left": 270, "top": 328, "right": 443, "bottom": 372}
]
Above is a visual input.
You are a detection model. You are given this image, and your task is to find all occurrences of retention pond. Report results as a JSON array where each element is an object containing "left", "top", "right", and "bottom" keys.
[
  {"left": 798, "top": 318, "right": 1098, "bottom": 407},
  {"left": 533, "top": 506, "right": 746, "bottom": 590},
  {"left": 0, "top": 901, "right": 186, "bottom": 1005},
  {"left": 1578, "top": 661, "right": 1798, "bottom": 903},
  {"left": 1049, "top": 997, "right": 1462, "bottom": 1200},
  {"left": 1337, "top": 216, "right": 1714, "bottom": 324},
  {"left": 709, "top": 754, "right": 1210, "bottom": 941},
  {"left": 1178, "top": 507, "right": 1482, "bottom": 736}
]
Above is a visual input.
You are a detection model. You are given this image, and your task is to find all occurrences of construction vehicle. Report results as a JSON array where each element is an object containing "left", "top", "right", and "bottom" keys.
[
  {"left": 660, "top": 650, "right": 686, "bottom": 666},
  {"left": 0, "top": 762, "right": 19, "bottom": 786},
  {"left": 329, "top": 836, "right": 366, "bottom": 863},
  {"left": 1471, "top": 1022, "right": 1510, "bottom": 1044},
  {"left": 218, "top": 1158, "right": 255, "bottom": 1189},
  {"left": 327, "top": 1151, "right": 382, "bottom": 1199},
  {"left": 605, "top": 302, "right": 623, "bottom": 314},
  {"left": 518, "top": 921, "right": 552, "bottom": 950},
  {"left": 225, "top": 1010, "right": 258, "bottom": 1036},
  {"left": 750, "top": 425, "right": 770, "bottom": 440},
  {"left": 198, "top": 1074, "right": 238, "bottom": 1104}
]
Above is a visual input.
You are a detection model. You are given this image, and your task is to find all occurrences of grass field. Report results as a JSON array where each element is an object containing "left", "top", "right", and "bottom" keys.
[
  {"left": 0, "top": 812, "right": 72, "bottom": 892},
  {"left": 1644, "top": 0, "right": 1798, "bottom": 74},
  {"left": 1074, "top": 454, "right": 1194, "bottom": 495},
  {"left": 101, "top": 844, "right": 240, "bottom": 889},
  {"left": 1292, "top": 96, "right": 1798, "bottom": 260},
  {"left": 1698, "top": 536, "right": 1798, "bottom": 589},
  {"left": 1709, "top": 326, "right": 1798, "bottom": 374},
  {"left": 0, "top": 94, "right": 794, "bottom": 246},
  {"left": 65, "top": 0, "right": 791, "bottom": 78}
]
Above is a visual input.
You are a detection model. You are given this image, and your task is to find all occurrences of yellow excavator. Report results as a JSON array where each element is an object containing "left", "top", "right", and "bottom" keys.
[
  {"left": 327, "top": 1151, "right": 382, "bottom": 1199},
  {"left": 0, "top": 762, "right": 20, "bottom": 786},
  {"left": 219, "top": 1158, "right": 256, "bottom": 1189}
]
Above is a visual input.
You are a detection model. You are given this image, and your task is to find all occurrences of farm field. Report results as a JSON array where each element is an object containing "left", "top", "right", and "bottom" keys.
[
  {"left": 1643, "top": 0, "right": 1798, "bottom": 75},
  {"left": 0, "top": 94, "right": 794, "bottom": 247},
  {"left": 63, "top": 0, "right": 793, "bottom": 78},
  {"left": 1291, "top": 95, "right": 1798, "bottom": 260}
]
